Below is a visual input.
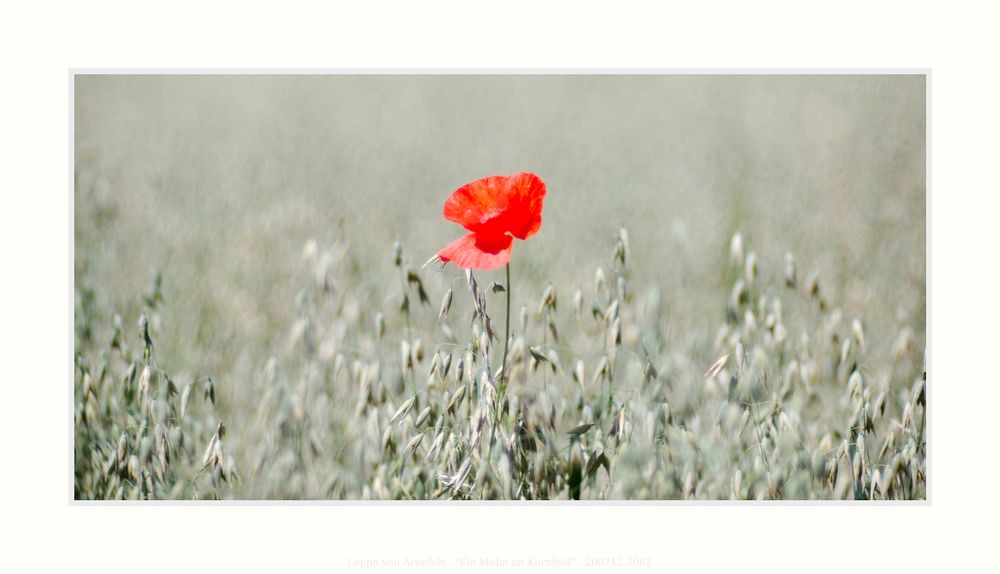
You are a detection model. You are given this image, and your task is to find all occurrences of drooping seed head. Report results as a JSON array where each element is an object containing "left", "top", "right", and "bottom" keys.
[
  {"left": 400, "top": 340, "right": 412, "bottom": 371},
  {"left": 784, "top": 252, "right": 796, "bottom": 287},
  {"left": 731, "top": 280, "right": 748, "bottom": 308},
  {"left": 573, "top": 360, "right": 585, "bottom": 391},
  {"left": 414, "top": 406, "right": 432, "bottom": 427},
  {"left": 595, "top": 267, "right": 607, "bottom": 299},
  {"left": 390, "top": 396, "right": 416, "bottom": 424},
  {"left": 852, "top": 318, "right": 865, "bottom": 351},
  {"left": 438, "top": 288, "right": 453, "bottom": 321},
  {"left": 729, "top": 232, "right": 744, "bottom": 266},
  {"left": 392, "top": 240, "right": 402, "bottom": 268},
  {"left": 745, "top": 251, "right": 758, "bottom": 284}
]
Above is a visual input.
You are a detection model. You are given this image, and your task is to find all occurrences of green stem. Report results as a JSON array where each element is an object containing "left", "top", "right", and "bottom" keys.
[{"left": 500, "top": 263, "right": 511, "bottom": 384}]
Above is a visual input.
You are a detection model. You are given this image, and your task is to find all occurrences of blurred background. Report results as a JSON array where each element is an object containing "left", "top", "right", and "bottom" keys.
[
  {"left": 74, "top": 75, "right": 926, "bottom": 499},
  {"left": 75, "top": 74, "right": 925, "bottom": 364}
]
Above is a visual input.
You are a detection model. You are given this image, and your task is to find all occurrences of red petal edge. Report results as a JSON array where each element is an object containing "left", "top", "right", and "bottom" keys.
[{"left": 436, "top": 233, "right": 514, "bottom": 270}]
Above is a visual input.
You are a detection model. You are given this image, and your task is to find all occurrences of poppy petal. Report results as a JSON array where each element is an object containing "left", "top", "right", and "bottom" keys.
[
  {"left": 436, "top": 232, "right": 514, "bottom": 270},
  {"left": 443, "top": 173, "right": 546, "bottom": 240}
]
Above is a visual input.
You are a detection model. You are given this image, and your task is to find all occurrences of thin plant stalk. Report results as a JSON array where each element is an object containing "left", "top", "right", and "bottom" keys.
[
  {"left": 542, "top": 307, "right": 549, "bottom": 394},
  {"left": 500, "top": 262, "right": 511, "bottom": 386}
]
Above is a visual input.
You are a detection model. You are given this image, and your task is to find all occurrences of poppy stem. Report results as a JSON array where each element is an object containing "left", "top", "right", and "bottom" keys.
[{"left": 500, "top": 263, "right": 511, "bottom": 384}]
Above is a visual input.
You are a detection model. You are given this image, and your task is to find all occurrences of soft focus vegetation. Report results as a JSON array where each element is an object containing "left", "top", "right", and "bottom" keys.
[{"left": 74, "top": 75, "right": 926, "bottom": 500}]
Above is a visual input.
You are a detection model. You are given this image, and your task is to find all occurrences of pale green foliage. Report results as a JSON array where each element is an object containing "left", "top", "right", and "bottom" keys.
[{"left": 75, "top": 230, "right": 925, "bottom": 500}]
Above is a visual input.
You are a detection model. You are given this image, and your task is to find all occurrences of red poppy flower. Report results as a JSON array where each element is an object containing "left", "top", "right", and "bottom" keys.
[{"left": 434, "top": 172, "right": 546, "bottom": 270}]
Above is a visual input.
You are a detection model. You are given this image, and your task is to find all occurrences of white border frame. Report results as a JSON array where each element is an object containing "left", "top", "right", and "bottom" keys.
[{"left": 69, "top": 69, "right": 930, "bottom": 507}]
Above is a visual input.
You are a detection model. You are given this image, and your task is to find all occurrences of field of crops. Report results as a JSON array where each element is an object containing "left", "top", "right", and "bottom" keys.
[{"left": 73, "top": 75, "right": 926, "bottom": 500}]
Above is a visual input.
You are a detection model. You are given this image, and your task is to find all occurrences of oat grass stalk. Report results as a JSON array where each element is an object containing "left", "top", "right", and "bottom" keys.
[{"left": 500, "top": 262, "right": 511, "bottom": 387}]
